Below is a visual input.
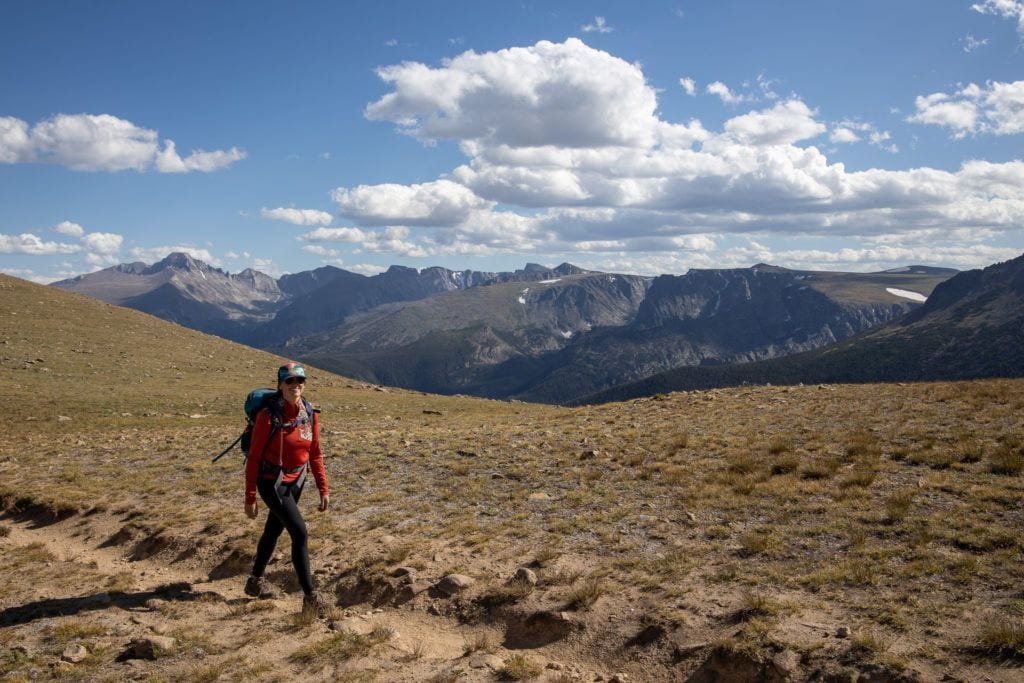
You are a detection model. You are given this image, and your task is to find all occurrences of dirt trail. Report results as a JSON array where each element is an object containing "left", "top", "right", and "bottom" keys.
[{"left": 0, "top": 507, "right": 609, "bottom": 682}]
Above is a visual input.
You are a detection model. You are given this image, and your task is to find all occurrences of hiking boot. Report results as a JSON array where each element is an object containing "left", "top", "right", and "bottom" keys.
[
  {"left": 302, "top": 591, "right": 330, "bottom": 617},
  {"left": 244, "top": 575, "right": 281, "bottom": 599}
]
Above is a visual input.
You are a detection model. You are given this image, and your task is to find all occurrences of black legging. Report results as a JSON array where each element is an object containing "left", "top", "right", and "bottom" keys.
[{"left": 252, "top": 477, "right": 314, "bottom": 595}]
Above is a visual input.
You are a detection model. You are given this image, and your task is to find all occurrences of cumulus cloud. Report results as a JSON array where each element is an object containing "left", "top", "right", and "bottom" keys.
[
  {"left": 972, "top": 0, "right": 1024, "bottom": 34},
  {"left": 81, "top": 232, "right": 124, "bottom": 254},
  {"left": 707, "top": 81, "right": 749, "bottom": 105},
  {"left": 332, "top": 179, "right": 491, "bottom": 226},
  {"left": 581, "top": 16, "right": 613, "bottom": 33},
  {"left": 261, "top": 207, "right": 334, "bottom": 226},
  {"left": 339, "top": 39, "right": 1024, "bottom": 265},
  {"left": 365, "top": 38, "right": 663, "bottom": 149},
  {"left": 908, "top": 80, "right": 1024, "bottom": 137},
  {"left": 53, "top": 221, "right": 85, "bottom": 237},
  {"left": 722, "top": 99, "right": 826, "bottom": 145},
  {"left": 0, "top": 233, "right": 81, "bottom": 255},
  {"left": 0, "top": 113, "right": 245, "bottom": 172},
  {"left": 679, "top": 77, "right": 696, "bottom": 96}
]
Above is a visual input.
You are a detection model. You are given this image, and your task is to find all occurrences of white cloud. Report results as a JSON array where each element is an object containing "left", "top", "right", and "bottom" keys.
[
  {"left": 301, "top": 244, "right": 341, "bottom": 257},
  {"left": 301, "top": 227, "right": 369, "bottom": 243},
  {"left": 581, "top": 16, "right": 613, "bottom": 33},
  {"left": 0, "top": 233, "right": 81, "bottom": 255},
  {"left": 81, "top": 232, "right": 123, "bottom": 254},
  {"left": 962, "top": 34, "right": 990, "bottom": 52},
  {"left": 722, "top": 99, "right": 826, "bottom": 145},
  {"left": 365, "top": 38, "right": 663, "bottom": 149},
  {"left": 128, "top": 246, "right": 216, "bottom": 264},
  {"left": 347, "top": 263, "right": 388, "bottom": 276},
  {"left": 679, "top": 77, "right": 696, "bottom": 96},
  {"left": 261, "top": 207, "right": 334, "bottom": 226},
  {"left": 0, "top": 113, "right": 245, "bottom": 172},
  {"left": 347, "top": 39, "right": 1024, "bottom": 263},
  {"left": 830, "top": 127, "right": 861, "bottom": 144},
  {"left": 332, "top": 179, "right": 491, "bottom": 226},
  {"left": 707, "top": 81, "right": 749, "bottom": 105},
  {"left": 53, "top": 221, "right": 85, "bottom": 237},
  {"left": 908, "top": 80, "right": 1024, "bottom": 137},
  {"left": 0, "top": 117, "right": 32, "bottom": 163},
  {"left": 972, "top": 0, "right": 1024, "bottom": 34}
]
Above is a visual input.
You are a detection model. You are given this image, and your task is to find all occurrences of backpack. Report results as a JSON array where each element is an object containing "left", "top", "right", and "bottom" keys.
[{"left": 212, "top": 388, "right": 317, "bottom": 463}]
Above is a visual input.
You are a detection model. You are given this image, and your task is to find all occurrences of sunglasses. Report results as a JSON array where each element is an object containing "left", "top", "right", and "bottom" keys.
[{"left": 283, "top": 377, "right": 306, "bottom": 385}]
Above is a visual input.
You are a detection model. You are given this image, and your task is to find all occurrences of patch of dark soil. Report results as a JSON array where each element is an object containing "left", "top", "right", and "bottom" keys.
[
  {"left": 100, "top": 523, "right": 146, "bottom": 549},
  {"left": 129, "top": 532, "right": 172, "bottom": 561},
  {"left": 625, "top": 623, "right": 668, "bottom": 648},
  {"left": 0, "top": 495, "right": 77, "bottom": 528},
  {"left": 208, "top": 548, "right": 252, "bottom": 580},
  {"left": 334, "top": 568, "right": 424, "bottom": 607},
  {"left": 685, "top": 646, "right": 774, "bottom": 683},
  {"left": 503, "top": 609, "right": 582, "bottom": 649}
]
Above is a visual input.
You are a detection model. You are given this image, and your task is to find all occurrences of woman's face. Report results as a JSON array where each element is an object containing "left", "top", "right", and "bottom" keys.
[{"left": 279, "top": 376, "right": 305, "bottom": 404}]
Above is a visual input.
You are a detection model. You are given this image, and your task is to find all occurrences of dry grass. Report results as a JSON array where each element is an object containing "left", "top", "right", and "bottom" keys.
[{"left": 3, "top": 273, "right": 1024, "bottom": 679}]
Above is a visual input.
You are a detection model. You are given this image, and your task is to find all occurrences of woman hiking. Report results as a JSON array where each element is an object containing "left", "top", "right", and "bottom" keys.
[{"left": 243, "top": 361, "right": 330, "bottom": 616}]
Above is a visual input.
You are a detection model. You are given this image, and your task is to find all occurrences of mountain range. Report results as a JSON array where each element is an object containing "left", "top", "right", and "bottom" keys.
[
  {"left": 50, "top": 252, "right": 976, "bottom": 403},
  {"left": 580, "top": 252, "right": 1024, "bottom": 404}
]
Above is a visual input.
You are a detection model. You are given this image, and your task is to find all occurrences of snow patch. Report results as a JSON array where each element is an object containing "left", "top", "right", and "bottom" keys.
[
  {"left": 539, "top": 278, "right": 561, "bottom": 284},
  {"left": 886, "top": 287, "right": 927, "bottom": 303},
  {"left": 558, "top": 330, "right": 573, "bottom": 339},
  {"left": 518, "top": 288, "right": 529, "bottom": 305}
]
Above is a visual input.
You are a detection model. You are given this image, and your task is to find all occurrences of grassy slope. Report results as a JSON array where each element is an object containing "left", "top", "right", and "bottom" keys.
[{"left": 2, "top": 273, "right": 1024, "bottom": 680}]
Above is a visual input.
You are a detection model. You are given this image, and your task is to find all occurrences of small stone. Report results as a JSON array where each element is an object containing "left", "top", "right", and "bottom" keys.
[
  {"left": 609, "top": 674, "right": 629, "bottom": 683},
  {"left": 435, "top": 573, "right": 475, "bottom": 596},
  {"left": 122, "top": 636, "right": 176, "bottom": 660},
  {"left": 547, "top": 662, "right": 565, "bottom": 670},
  {"left": 836, "top": 625, "right": 851, "bottom": 638},
  {"left": 580, "top": 449, "right": 598, "bottom": 460},
  {"left": 58, "top": 415, "right": 72, "bottom": 422},
  {"left": 772, "top": 649, "right": 800, "bottom": 677},
  {"left": 685, "top": 512, "right": 697, "bottom": 523},
  {"left": 528, "top": 492, "right": 551, "bottom": 501},
  {"left": 469, "top": 653, "right": 505, "bottom": 670},
  {"left": 514, "top": 567, "right": 538, "bottom": 586},
  {"left": 61, "top": 644, "right": 88, "bottom": 663},
  {"left": 380, "top": 534, "right": 397, "bottom": 545},
  {"left": 391, "top": 566, "right": 416, "bottom": 578}
]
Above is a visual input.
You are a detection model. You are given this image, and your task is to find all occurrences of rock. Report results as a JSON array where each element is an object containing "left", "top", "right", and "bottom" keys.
[
  {"left": 514, "top": 567, "right": 538, "bottom": 586},
  {"left": 685, "top": 512, "right": 697, "bottom": 523},
  {"left": 836, "top": 625, "right": 851, "bottom": 638},
  {"left": 380, "top": 535, "right": 397, "bottom": 545},
  {"left": 610, "top": 675, "right": 629, "bottom": 683},
  {"left": 547, "top": 662, "right": 565, "bottom": 670},
  {"left": 468, "top": 653, "right": 505, "bottom": 670},
  {"left": 58, "top": 415, "right": 72, "bottom": 422},
  {"left": 528, "top": 492, "right": 551, "bottom": 501},
  {"left": 772, "top": 649, "right": 800, "bottom": 677},
  {"left": 61, "top": 645, "right": 88, "bottom": 663},
  {"left": 580, "top": 449, "right": 598, "bottom": 460},
  {"left": 121, "top": 636, "right": 176, "bottom": 660},
  {"left": 435, "top": 574, "right": 475, "bottom": 596},
  {"left": 391, "top": 566, "right": 416, "bottom": 578}
]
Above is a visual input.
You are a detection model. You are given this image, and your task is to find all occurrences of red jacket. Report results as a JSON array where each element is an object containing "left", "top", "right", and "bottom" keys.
[{"left": 244, "top": 399, "right": 328, "bottom": 505}]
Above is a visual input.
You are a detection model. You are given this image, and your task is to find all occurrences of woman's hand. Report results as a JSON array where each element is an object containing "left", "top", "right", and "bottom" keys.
[
  {"left": 245, "top": 502, "right": 258, "bottom": 519},
  {"left": 319, "top": 494, "right": 329, "bottom": 512}
]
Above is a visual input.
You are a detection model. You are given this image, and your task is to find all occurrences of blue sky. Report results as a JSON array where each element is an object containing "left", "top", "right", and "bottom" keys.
[{"left": 2, "top": 1, "right": 1023, "bottom": 282}]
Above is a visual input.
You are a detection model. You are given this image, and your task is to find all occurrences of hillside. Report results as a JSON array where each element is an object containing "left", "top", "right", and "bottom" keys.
[
  {"left": 582, "top": 253, "right": 1024, "bottom": 404},
  {"left": 292, "top": 265, "right": 951, "bottom": 404},
  {"left": 2, "top": 272, "right": 1023, "bottom": 682}
]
